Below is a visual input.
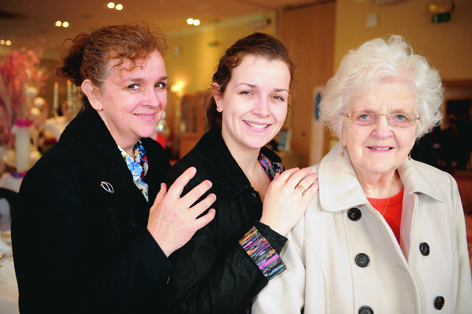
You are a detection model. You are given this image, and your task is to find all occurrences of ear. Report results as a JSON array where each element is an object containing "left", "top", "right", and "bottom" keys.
[
  {"left": 81, "top": 79, "right": 102, "bottom": 111},
  {"left": 211, "top": 82, "right": 223, "bottom": 113}
]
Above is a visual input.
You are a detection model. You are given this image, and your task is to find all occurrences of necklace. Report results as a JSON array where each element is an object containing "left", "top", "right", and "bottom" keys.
[{"left": 382, "top": 175, "right": 395, "bottom": 216}]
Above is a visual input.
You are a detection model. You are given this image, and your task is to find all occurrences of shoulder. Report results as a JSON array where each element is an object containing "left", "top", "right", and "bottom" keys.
[
  {"left": 26, "top": 142, "right": 77, "bottom": 179},
  {"left": 165, "top": 148, "right": 207, "bottom": 188},
  {"left": 18, "top": 143, "right": 84, "bottom": 210},
  {"left": 410, "top": 160, "right": 455, "bottom": 188}
]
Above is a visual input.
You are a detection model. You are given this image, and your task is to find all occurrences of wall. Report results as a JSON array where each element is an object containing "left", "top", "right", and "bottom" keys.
[
  {"left": 334, "top": 0, "right": 472, "bottom": 80},
  {"left": 165, "top": 12, "right": 277, "bottom": 95},
  {"left": 279, "top": 2, "right": 336, "bottom": 167},
  {"left": 163, "top": 12, "right": 277, "bottom": 145}
]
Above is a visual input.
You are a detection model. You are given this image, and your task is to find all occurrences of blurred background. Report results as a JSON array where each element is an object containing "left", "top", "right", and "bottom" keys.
[
  {"left": 0, "top": 0, "right": 472, "bottom": 297},
  {"left": 0, "top": 0, "right": 471, "bottom": 263}
]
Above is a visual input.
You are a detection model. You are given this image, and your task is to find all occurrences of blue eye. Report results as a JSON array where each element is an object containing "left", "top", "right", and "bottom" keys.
[
  {"left": 273, "top": 95, "right": 285, "bottom": 101},
  {"left": 240, "top": 91, "right": 252, "bottom": 95},
  {"left": 357, "top": 112, "right": 373, "bottom": 120},
  {"left": 394, "top": 114, "right": 407, "bottom": 121}
]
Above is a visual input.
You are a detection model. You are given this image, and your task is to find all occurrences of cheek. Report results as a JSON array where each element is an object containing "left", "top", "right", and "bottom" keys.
[
  {"left": 273, "top": 105, "right": 288, "bottom": 120},
  {"left": 159, "top": 93, "right": 168, "bottom": 110}
]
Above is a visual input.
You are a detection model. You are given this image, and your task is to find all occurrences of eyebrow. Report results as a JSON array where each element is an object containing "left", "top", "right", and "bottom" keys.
[
  {"left": 126, "top": 76, "right": 168, "bottom": 82},
  {"left": 237, "top": 83, "right": 289, "bottom": 93}
]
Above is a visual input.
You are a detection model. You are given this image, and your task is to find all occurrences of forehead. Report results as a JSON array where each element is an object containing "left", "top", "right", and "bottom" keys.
[
  {"left": 231, "top": 55, "right": 291, "bottom": 84},
  {"left": 349, "top": 80, "right": 416, "bottom": 112},
  {"left": 107, "top": 51, "right": 164, "bottom": 80}
]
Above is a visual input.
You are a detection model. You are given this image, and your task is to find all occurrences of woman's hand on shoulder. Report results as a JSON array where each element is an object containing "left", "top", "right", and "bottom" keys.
[
  {"left": 260, "top": 167, "right": 318, "bottom": 236},
  {"left": 147, "top": 167, "right": 216, "bottom": 257}
]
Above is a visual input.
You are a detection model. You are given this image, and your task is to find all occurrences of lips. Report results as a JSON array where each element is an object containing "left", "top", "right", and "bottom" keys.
[
  {"left": 367, "top": 146, "right": 393, "bottom": 151},
  {"left": 244, "top": 120, "right": 269, "bottom": 129}
]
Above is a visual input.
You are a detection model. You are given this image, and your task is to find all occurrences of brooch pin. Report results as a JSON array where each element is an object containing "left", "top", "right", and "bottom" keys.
[{"left": 100, "top": 181, "right": 114, "bottom": 193}]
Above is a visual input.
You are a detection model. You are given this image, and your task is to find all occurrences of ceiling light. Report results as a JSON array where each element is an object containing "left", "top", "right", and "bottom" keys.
[
  {"left": 193, "top": 19, "right": 200, "bottom": 26},
  {"left": 187, "top": 18, "right": 194, "bottom": 25},
  {"left": 6, "top": 40, "right": 11, "bottom": 46},
  {"left": 107, "top": 2, "right": 115, "bottom": 9},
  {"left": 62, "top": 21, "right": 69, "bottom": 28},
  {"left": 0, "top": 40, "right": 5, "bottom": 45},
  {"left": 55, "top": 21, "right": 62, "bottom": 27},
  {"left": 116, "top": 4, "right": 123, "bottom": 10}
]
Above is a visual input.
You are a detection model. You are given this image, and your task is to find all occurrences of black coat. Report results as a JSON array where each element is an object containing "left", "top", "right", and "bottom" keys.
[
  {"left": 164, "top": 127, "right": 286, "bottom": 314},
  {"left": 12, "top": 107, "right": 173, "bottom": 313}
]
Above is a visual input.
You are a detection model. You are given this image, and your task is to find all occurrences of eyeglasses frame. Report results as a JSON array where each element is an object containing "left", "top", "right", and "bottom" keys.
[{"left": 342, "top": 111, "right": 420, "bottom": 127}]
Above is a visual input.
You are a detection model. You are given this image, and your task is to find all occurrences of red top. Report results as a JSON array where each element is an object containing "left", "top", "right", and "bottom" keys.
[{"left": 367, "top": 188, "right": 404, "bottom": 243}]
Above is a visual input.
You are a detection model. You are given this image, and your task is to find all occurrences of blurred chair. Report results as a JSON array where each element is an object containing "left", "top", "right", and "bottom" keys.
[{"left": 0, "top": 188, "right": 18, "bottom": 232}]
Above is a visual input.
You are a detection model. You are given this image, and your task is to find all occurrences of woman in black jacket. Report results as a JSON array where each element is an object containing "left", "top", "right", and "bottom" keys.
[
  {"left": 165, "top": 32, "right": 319, "bottom": 314},
  {"left": 12, "top": 22, "right": 215, "bottom": 314}
]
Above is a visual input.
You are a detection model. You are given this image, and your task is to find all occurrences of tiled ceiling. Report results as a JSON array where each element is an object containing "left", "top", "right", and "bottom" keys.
[{"left": 0, "top": 0, "right": 324, "bottom": 57}]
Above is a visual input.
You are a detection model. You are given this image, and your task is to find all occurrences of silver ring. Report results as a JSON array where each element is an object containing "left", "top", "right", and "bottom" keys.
[{"left": 296, "top": 184, "right": 306, "bottom": 196}]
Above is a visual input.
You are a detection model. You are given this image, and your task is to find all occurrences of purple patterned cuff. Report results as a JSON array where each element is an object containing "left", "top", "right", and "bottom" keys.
[{"left": 239, "top": 226, "right": 286, "bottom": 280}]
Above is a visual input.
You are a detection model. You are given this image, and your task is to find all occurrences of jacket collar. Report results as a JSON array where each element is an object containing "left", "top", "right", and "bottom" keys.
[
  {"left": 59, "top": 107, "right": 135, "bottom": 207},
  {"left": 193, "top": 126, "right": 281, "bottom": 203},
  {"left": 318, "top": 142, "right": 445, "bottom": 213}
]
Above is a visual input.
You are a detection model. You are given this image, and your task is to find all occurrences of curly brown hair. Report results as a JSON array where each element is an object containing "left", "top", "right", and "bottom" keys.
[
  {"left": 56, "top": 22, "right": 167, "bottom": 110},
  {"left": 202, "top": 32, "right": 294, "bottom": 130}
]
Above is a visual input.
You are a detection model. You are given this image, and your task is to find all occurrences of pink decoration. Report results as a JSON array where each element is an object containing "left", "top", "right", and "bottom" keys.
[
  {"left": 14, "top": 119, "right": 32, "bottom": 127},
  {"left": 0, "top": 40, "right": 49, "bottom": 147}
]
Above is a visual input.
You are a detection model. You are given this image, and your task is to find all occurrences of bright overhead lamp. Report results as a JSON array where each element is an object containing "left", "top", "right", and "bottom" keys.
[
  {"left": 55, "top": 21, "right": 62, "bottom": 27},
  {"left": 62, "top": 21, "right": 69, "bottom": 27},
  {"left": 187, "top": 18, "right": 194, "bottom": 25},
  {"left": 107, "top": 2, "right": 115, "bottom": 9},
  {"left": 116, "top": 4, "right": 123, "bottom": 10},
  {"left": 193, "top": 19, "right": 200, "bottom": 26}
]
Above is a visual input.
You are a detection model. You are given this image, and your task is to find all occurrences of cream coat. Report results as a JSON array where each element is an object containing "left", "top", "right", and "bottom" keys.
[{"left": 252, "top": 142, "right": 472, "bottom": 313}]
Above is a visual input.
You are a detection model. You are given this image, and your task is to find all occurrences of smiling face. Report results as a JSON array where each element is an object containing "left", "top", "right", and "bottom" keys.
[
  {"left": 87, "top": 51, "right": 167, "bottom": 154},
  {"left": 341, "top": 79, "right": 418, "bottom": 178},
  {"left": 214, "top": 55, "right": 290, "bottom": 155}
]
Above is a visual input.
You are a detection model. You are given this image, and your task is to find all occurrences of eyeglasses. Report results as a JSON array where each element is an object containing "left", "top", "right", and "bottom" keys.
[{"left": 342, "top": 111, "right": 420, "bottom": 127}]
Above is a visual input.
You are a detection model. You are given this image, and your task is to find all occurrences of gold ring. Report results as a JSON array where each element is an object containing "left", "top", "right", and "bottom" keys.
[{"left": 296, "top": 184, "right": 306, "bottom": 195}]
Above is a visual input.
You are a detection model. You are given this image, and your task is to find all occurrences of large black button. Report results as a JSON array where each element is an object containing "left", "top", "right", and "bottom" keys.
[
  {"left": 358, "top": 306, "right": 374, "bottom": 314},
  {"left": 355, "top": 253, "right": 370, "bottom": 268},
  {"left": 434, "top": 296, "right": 445, "bottom": 310},
  {"left": 348, "top": 208, "right": 362, "bottom": 221},
  {"left": 419, "top": 242, "right": 430, "bottom": 256}
]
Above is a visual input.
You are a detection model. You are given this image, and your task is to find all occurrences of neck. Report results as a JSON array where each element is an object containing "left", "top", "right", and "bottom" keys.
[
  {"left": 355, "top": 168, "right": 400, "bottom": 199},
  {"left": 221, "top": 133, "right": 268, "bottom": 198}
]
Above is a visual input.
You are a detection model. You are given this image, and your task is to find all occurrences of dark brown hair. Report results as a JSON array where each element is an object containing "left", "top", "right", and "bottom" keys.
[
  {"left": 202, "top": 32, "right": 294, "bottom": 130},
  {"left": 56, "top": 22, "right": 167, "bottom": 110}
]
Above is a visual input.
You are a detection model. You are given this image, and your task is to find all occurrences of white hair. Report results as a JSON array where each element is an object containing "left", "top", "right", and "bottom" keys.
[{"left": 320, "top": 35, "right": 443, "bottom": 139}]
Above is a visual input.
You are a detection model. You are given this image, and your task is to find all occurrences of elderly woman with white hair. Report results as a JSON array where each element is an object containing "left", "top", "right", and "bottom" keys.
[{"left": 252, "top": 35, "right": 472, "bottom": 313}]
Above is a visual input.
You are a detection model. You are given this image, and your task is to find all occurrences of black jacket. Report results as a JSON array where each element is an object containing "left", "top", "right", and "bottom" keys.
[
  {"left": 164, "top": 127, "right": 286, "bottom": 314},
  {"left": 12, "top": 107, "right": 173, "bottom": 313}
]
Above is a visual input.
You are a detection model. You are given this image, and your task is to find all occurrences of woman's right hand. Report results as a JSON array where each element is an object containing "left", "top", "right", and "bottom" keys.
[
  {"left": 147, "top": 167, "right": 216, "bottom": 257},
  {"left": 260, "top": 167, "right": 318, "bottom": 236}
]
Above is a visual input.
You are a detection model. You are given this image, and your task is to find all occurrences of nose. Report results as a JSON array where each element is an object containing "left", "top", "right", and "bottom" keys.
[
  {"left": 252, "top": 96, "right": 270, "bottom": 117},
  {"left": 144, "top": 89, "right": 166, "bottom": 110},
  {"left": 372, "top": 114, "right": 392, "bottom": 138}
]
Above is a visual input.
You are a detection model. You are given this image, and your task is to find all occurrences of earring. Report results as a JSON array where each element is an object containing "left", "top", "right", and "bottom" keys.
[
  {"left": 97, "top": 108, "right": 103, "bottom": 112},
  {"left": 215, "top": 103, "right": 219, "bottom": 111},
  {"left": 408, "top": 150, "right": 411, "bottom": 160},
  {"left": 341, "top": 145, "right": 345, "bottom": 157}
]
